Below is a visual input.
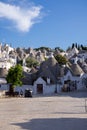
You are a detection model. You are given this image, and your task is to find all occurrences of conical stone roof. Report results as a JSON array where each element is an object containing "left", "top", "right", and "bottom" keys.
[
  {"left": 39, "top": 67, "right": 56, "bottom": 84},
  {"left": 38, "top": 57, "right": 60, "bottom": 84},
  {"left": 70, "top": 63, "right": 84, "bottom": 76},
  {"left": 0, "top": 68, "right": 8, "bottom": 78}
]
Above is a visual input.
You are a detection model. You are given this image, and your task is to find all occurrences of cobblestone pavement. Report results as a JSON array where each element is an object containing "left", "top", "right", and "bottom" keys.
[{"left": 0, "top": 91, "right": 87, "bottom": 130}]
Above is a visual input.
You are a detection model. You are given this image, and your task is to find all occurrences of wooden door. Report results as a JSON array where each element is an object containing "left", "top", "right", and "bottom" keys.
[{"left": 37, "top": 84, "right": 43, "bottom": 94}]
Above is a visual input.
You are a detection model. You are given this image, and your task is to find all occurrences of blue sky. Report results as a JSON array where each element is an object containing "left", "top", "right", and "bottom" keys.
[{"left": 0, "top": 0, "right": 87, "bottom": 50}]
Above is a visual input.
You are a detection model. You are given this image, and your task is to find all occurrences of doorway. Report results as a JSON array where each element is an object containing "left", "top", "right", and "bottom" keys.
[{"left": 37, "top": 84, "right": 43, "bottom": 94}]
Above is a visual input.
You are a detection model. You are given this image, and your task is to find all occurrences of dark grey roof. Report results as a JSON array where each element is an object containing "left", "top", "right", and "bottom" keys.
[
  {"left": 69, "top": 63, "right": 84, "bottom": 76},
  {"left": 21, "top": 71, "right": 37, "bottom": 85},
  {"left": 0, "top": 68, "right": 8, "bottom": 78},
  {"left": 79, "top": 50, "right": 87, "bottom": 54},
  {"left": 40, "top": 57, "right": 58, "bottom": 73},
  {"left": 77, "top": 61, "right": 87, "bottom": 73},
  {"left": 30, "top": 67, "right": 38, "bottom": 73},
  {"left": 45, "top": 57, "right": 57, "bottom": 66},
  {"left": 38, "top": 67, "right": 56, "bottom": 84},
  {"left": 16, "top": 48, "right": 26, "bottom": 59},
  {"left": 37, "top": 57, "right": 60, "bottom": 84},
  {"left": 21, "top": 72, "right": 32, "bottom": 85}
]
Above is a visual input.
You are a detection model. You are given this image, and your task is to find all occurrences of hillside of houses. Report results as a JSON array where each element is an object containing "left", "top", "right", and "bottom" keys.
[{"left": 0, "top": 43, "right": 87, "bottom": 96}]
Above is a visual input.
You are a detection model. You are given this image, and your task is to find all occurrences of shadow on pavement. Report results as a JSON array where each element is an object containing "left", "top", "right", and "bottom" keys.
[
  {"left": 59, "top": 90, "right": 87, "bottom": 98},
  {"left": 12, "top": 118, "right": 87, "bottom": 130},
  {"left": 33, "top": 90, "right": 87, "bottom": 99}
]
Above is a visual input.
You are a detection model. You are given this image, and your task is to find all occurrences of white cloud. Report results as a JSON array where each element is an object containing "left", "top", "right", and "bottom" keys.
[{"left": 0, "top": 2, "right": 42, "bottom": 32}]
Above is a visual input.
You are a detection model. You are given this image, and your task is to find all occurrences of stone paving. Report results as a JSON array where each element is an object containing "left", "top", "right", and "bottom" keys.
[{"left": 0, "top": 91, "right": 87, "bottom": 130}]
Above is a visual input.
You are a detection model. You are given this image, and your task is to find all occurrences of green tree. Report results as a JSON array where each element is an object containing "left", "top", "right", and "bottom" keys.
[
  {"left": 72, "top": 43, "right": 75, "bottom": 49},
  {"left": 26, "top": 57, "right": 39, "bottom": 68},
  {"left": 55, "top": 47, "right": 64, "bottom": 52},
  {"left": 6, "top": 64, "right": 23, "bottom": 95},
  {"left": 55, "top": 54, "right": 68, "bottom": 65},
  {"left": 34, "top": 46, "right": 51, "bottom": 51},
  {"left": 72, "top": 43, "right": 78, "bottom": 49}
]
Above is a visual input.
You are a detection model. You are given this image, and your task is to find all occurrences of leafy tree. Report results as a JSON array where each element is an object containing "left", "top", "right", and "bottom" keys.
[
  {"left": 34, "top": 46, "right": 51, "bottom": 51},
  {"left": 72, "top": 43, "right": 75, "bottom": 49},
  {"left": 72, "top": 43, "right": 78, "bottom": 49},
  {"left": 55, "top": 54, "right": 68, "bottom": 65},
  {"left": 81, "top": 45, "right": 87, "bottom": 50},
  {"left": 6, "top": 64, "right": 23, "bottom": 95},
  {"left": 55, "top": 47, "right": 64, "bottom": 52},
  {"left": 77, "top": 44, "right": 81, "bottom": 50},
  {"left": 26, "top": 57, "right": 39, "bottom": 68},
  {"left": 75, "top": 43, "right": 78, "bottom": 48},
  {"left": 81, "top": 44, "right": 83, "bottom": 49}
]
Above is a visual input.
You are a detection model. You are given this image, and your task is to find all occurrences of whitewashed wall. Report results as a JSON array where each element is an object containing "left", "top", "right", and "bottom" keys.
[
  {"left": 33, "top": 77, "right": 62, "bottom": 95},
  {"left": 0, "top": 77, "right": 63, "bottom": 96},
  {"left": 62, "top": 70, "right": 84, "bottom": 90},
  {"left": 43, "top": 85, "right": 55, "bottom": 94},
  {"left": 0, "top": 84, "right": 9, "bottom": 91},
  {"left": 0, "top": 84, "right": 9, "bottom": 97},
  {"left": 15, "top": 85, "right": 33, "bottom": 96},
  {"left": 78, "top": 53, "right": 87, "bottom": 59},
  {"left": 81, "top": 74, "right": 87, "bottom": 88},
  {"left": 33, "top": 77, "right": 46, "bottom": 94},
  {"left": 44, "top": 84, "right": 62, "bottom": 94}
]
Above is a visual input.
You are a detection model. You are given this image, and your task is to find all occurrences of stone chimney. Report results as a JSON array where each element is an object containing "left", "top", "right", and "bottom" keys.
[
  {"left": 47, "top": 77, "right": 50, "bottom": 84},
  {"left": 74, "top": 57, "right": 78, "bottom": 64}
]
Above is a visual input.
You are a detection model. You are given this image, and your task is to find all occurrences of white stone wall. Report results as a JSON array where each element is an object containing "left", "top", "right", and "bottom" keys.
[
  {"left": 78, "top": 53, "right": 87, "bottom": 59},
  {"left": 43, "top": 84, "right": 55, "bottom": 94},
  {"left": 61, "top": 70, "right": 83, "bottom": 90},
  {"left": 0, "top": 84, "right": 9, "bottom": 91},
  {"left": 15, "top": 85, "right": 33, "bottom": 96},
  {"left": 33, "top": 77, "right": 46, "bottom": 94},
  {"left": 0, "top": 61, "right": 15, "bottom": 70},
  {"left": 43, "top": 84, "right": 62, "bottom": 94},
  {"left": 81, "top": 74, "right": 87, "bottom": 88}
]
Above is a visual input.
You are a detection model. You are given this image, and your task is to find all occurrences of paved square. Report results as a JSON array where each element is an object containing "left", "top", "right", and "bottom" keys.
[{"left": 0, "top": 91, "right": 87, "bottom": 130}]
